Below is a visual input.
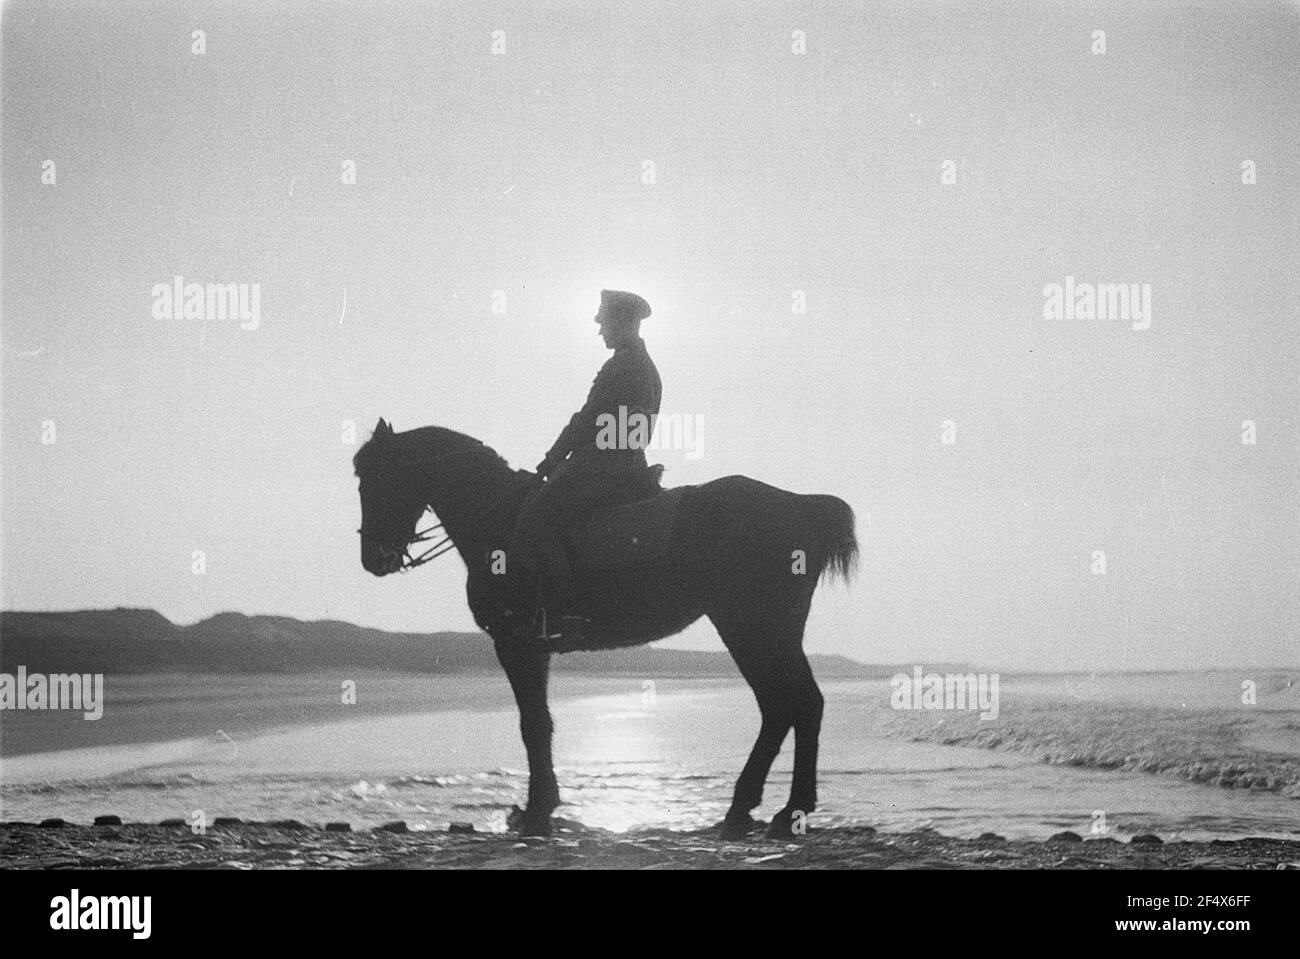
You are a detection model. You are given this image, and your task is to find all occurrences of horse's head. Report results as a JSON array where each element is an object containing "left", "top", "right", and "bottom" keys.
[{"left": 353, "top": 418, "right": 430, "bottom": 576}]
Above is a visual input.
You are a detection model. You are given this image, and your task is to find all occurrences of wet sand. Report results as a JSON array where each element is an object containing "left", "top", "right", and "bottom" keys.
[{"left": 4, "top": 818, "right": 1298, "bottom": 869}]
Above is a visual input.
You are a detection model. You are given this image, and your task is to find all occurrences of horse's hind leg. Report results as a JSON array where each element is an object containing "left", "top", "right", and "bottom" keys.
[
  {"left": 712, "top": 593, "right": 825, "bottom": 841},
  {"left": 712, "top": 615, "right": 795, "bottom": 839},
  {"left": 764, "top": 650, "right": 824, "bottom": 839}
]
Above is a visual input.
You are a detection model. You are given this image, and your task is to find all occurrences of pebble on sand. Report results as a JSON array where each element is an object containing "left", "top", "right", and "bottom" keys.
[
  {"left": 325, "top": 822, "right": 352, "bottom": 832},
  {"left": 377, "top": 821, "right": 409, "bottom": 833},
  {"left": 38, "top": 818, "right": 66, "bottom": 829},
  {"left": 94, "top": 815, "right": 124, "bottom": 826},
  {"left": 448, "top": 822, "right": 476, "bottom": 834},
  {"left": 269, "top": 819, "right": 309, "bottom": 831},
  {"left": 1048, "top": 831, "right": 1083, "bottom": 843},
  {"left": 1130, "top": 834, "right": 1164, "bottom": 845}
]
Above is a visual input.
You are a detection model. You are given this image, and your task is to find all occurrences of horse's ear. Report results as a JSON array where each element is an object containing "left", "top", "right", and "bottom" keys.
[{"left": 375, "top": 417, "right": 391, "bottom": 435}]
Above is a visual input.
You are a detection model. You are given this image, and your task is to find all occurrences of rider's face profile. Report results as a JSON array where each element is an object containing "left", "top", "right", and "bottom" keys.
[{"left": 596, "top": 313, "right": 635, "bottom": 349}]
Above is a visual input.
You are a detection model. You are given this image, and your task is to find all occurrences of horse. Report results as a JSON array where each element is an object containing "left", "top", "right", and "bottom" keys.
[{"left": 353, "top": 418, "right": 857, "bottom": 839}]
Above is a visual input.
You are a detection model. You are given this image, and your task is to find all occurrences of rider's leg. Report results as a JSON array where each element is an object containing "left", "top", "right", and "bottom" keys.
[
  {"left": 515, "top": 476, "right": 579, "bottom": 636},
  {"left": 514, "top": 463, "right": 616, "bottom": 637}
]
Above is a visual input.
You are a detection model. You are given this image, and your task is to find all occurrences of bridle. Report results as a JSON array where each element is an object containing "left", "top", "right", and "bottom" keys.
[
  {"left": 367, "top": 514, "right": 459, "bottom": 570},
  {"left": 357, "top": 450, "right": 533, "bottom": 572}
]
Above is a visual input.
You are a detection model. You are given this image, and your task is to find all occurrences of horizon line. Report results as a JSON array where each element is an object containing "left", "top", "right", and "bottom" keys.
[{"left": 2, "top": 606, "right": 1295, "bottom": 674}]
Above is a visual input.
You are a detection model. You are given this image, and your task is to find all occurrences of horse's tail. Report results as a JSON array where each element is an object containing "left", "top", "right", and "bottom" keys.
[{"left": 805, "top": 494, "right": 858, "bottom": 585}]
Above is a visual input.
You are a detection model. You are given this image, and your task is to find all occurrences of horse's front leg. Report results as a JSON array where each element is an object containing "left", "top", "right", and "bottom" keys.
[{"left": 493, "top": 635, "right": 561, "bottom": 836}]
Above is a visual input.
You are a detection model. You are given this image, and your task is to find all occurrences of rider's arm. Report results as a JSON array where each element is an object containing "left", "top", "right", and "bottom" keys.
[{"left": 543, "top": 353, "right": 623, "bottom": 466}]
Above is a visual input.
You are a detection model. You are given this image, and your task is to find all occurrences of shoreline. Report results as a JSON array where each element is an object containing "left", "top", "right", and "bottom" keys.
[
  {"left": 0, "top": 670, "right": 664, "bottom": 760},
  {"left": 3, "top": 818, "right": 1298, "bottom": 870}
]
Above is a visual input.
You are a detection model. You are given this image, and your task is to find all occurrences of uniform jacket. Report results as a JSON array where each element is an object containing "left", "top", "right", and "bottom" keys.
[{"left": 547, "top": 336, "right": 661, "bottom": 470}]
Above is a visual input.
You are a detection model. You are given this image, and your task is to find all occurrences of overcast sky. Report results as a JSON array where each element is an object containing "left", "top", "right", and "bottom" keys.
[{"left": 2, "top": 0, "right": 1296, "bottom": 670}]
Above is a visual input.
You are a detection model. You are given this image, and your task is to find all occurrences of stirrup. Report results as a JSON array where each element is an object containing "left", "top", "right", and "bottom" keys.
[{"left": 533, "top": 607, "right": 564, "bottom": 642}]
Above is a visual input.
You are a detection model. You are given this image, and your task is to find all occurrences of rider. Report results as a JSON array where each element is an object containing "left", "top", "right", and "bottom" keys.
[{"left": 515, "top": 289, "right": 661, "bottom": 641}]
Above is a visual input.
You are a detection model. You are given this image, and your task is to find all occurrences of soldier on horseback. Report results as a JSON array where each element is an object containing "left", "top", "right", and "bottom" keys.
[
  {"left": 355, "top": 379, "right": 858, "bottom": 835},
  {"left": 515, "top": 289, "right": 661, "bottom": 642}
]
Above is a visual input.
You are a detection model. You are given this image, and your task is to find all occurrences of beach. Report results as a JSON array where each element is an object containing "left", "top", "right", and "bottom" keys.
[
  {"left": 2, "top": 669, "right": 1297, "bottom": 868},
  {"left": 4, "top": 817, "right": 1299, "bottom": 870}
]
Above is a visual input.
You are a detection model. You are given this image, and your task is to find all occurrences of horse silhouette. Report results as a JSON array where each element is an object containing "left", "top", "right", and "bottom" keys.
[{"left": 354, "top": 418, "right": 857, "bottom": 838}]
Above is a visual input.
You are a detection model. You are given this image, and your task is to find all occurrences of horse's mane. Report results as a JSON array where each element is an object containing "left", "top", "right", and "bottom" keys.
[{"left": 352, "top": 425, "right": 514, "bottom": 478}]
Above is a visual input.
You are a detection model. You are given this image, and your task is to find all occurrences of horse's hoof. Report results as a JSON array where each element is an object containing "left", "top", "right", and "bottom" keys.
[
  {"left": 519, "top": 815, "right": 553, "bottom": 837},
  {"left": 508, "top": 804, "right": 553, "bottom": 837},
  {"left": 764, "top": 808, "right": 810, "bottom": 839},
  {"left": 718, "top": 812, "right": 760, "bottom": 840}
]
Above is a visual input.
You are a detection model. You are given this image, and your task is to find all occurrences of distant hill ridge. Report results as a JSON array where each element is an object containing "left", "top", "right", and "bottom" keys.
[{"left": 0, "top": 608, "right": 890, "bottom": 677}]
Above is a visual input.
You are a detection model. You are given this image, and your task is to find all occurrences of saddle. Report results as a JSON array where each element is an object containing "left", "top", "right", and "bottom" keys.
[
  {"left": 554, "top": 464, "right": 679, "bottom": 569},
  {"left": 512, "top": 466, "right": 683, "bottom": 649},
  {"left": 553, "top": 473, "right": 684, "bottom": 650},
  {"left": 504, "top": 462, "right": 681, "bottom": 641},
  {"left": 602, "top": 462, "right": 666, "bottom": 508},
  {"left": 563, "top": 482, "right": 684, "bottom": 570}
]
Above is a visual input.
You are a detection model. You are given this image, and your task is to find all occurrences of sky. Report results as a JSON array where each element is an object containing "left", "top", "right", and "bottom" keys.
[{"left": 2, "top": 0, "right": 1297, "bottom": 670}]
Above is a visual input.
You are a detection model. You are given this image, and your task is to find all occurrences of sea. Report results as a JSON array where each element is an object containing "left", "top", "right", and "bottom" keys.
[{"left": 1, "top": 669, "right": 1296, "bottom": 841}]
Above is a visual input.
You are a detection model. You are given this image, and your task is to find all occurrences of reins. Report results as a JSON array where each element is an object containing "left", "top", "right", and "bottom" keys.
[
  {"left": 358, "top": 447, "right": 533, "bottom": 571},
  {"left": 399, "top": 481, "right": 524, "bottom": 569}
]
